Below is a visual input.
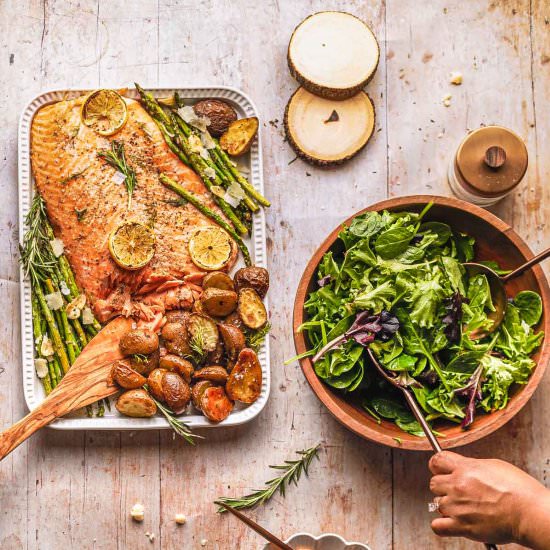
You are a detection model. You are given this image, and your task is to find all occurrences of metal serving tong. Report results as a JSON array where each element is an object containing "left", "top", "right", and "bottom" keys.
[
  {"left": 217, "top": 502, "right": 293, "bottom": 550},
  {"left": 366, "top": 349, "right": 498, "bottom": 550}
]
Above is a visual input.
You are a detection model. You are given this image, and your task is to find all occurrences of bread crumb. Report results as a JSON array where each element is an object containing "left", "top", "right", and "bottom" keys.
[
  {"left": 442, "top": 94, "right": 452, "bottom": 107},
  {"left": 450, "top": 71, "right": 463, "bottom": 85},
  {"left": 201, "top": 539, "right": 208, "bottom": 546},
  {"left": 145, "top": 532, "right": 155, "bottom": 543},
  {"left": 130, "top": 503, "right": 144, "bottom": 522},
  {"left": 174, "top": 513, "right": 186, "bottom": 525}
]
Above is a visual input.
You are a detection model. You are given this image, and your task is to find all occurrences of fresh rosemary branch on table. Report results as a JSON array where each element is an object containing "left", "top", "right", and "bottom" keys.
[
  {"left": 215, "top": 444, "right": 321, "bottom": 511},
  {"left": 98, "top": 140, "right": 137, "bottom": 209}
]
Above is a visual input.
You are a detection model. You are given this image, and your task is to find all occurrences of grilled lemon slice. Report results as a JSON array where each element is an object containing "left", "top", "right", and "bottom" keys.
[
  {"left": 189, "top": 226, "right": 233, "bottom": 271},
  {"left": 109, "top": 222, "right": 155, "bottom": 270},
  {"left": 81, "top": 89, "right": 128, "bottom": 136}
]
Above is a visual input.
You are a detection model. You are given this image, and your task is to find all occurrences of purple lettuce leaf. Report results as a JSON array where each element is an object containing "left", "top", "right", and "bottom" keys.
[
  {"left": 454, "top": 365, "right": 483, "bottom": 429},
  {"left": 442, "top": 292, "right": 469, "bottom": 343}
]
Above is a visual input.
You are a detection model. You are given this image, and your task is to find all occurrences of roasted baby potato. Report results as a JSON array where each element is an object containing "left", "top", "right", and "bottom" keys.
[
  {"left": 112, "top": 361, "right": 146, "bottom": 389},
  {"left": 130, "top": 348, "right": 160, "bottom": 376},
  {"left": 226, "top": 348, "right": 262, "bottom": 403},
  {"left": 147, "top": 368, "right": 168, "bottom": 401},
  {"left": 200, "top": 288, "right": 238, "bottom": 317},
  {"left": 206, "top": 338, "right": 225, "bottom": 365},
  {"left": 187, "top": 314, "right": 219, "bottom": 352},
  {"left": 192, "top": 380, "right": 213, "bottom": 410},
  {"left": 193, "top": 99, "right": 237, "bottom": 137},
  {"left": 233, "top": 266, "right": 269, "bottom": 298},
  {"left": 200, "top": 386, "right": 234, "bottom": 422},
  {"left": 237, "top": 288, "right": 268, "bottom": 329},
  {"left": 202, "top": 271, "right": 235, "bottom": 291},
  {"left": 224, "top": 311, "right": 244, "bottom": 330},
  {"left": 116, "top": 389, "right": 157, "bottom": 418},
  {"left": 193, "top": 365, "right": 229, "bottom": 384},
  {"left": 159, "top": 354, "right": 194, "bottom": 383},
  {"left": 165, "top": 310, "right": 191, "bottom": 324},
  {"left": 220, "top": 117, "right": 259, "bottom": 157},
  {"left": 162, "top": 372, "right": 191, "bottom": 414},
  {"left": 119, "top": 329, "right": 159, "bottom": 356},
  {"left": 161, "top": 320, "right": 192, "bottom": 357},
  {"left": 218, "top": 323, "right": 245, "bottom": 360}
]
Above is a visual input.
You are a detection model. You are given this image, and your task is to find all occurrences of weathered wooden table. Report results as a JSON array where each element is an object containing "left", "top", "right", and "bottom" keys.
[{"left": 0, "top": 1, "right": 548, "bottom": 548}]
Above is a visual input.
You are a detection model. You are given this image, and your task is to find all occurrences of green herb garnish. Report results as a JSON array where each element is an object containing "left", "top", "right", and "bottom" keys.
[
  {"left": 74, "top": 207, "right": 87, "bottom": 222},
  {"left": 98, "top": 141, "right": 137, "bottom": 209},
  {"left": 245, "top": 322, "right": 271, "bottom": 352},
  {"left": 300, "top": 203, "right": 544, "bottom": 435},
  {"left": 60, "top": 166, "right": 89, "bottom": 185},
  {"left": 215, "top": 444, "right": 320, "bottom": 511}
]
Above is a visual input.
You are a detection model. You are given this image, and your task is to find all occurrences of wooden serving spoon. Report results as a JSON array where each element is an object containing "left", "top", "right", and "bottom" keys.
[{"left": 0, "top": 316, "right": 133, "bottom": 461}]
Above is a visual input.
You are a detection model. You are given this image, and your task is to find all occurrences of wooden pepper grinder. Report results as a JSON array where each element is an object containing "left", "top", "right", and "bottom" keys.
[{"left": 448, "top": 126, "right": 528, "bottom": 206}]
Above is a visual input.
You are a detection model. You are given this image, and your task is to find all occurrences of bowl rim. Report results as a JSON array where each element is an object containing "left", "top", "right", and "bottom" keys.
[{"left": 292, "top": 195, "right": 550, "bottom": 450}]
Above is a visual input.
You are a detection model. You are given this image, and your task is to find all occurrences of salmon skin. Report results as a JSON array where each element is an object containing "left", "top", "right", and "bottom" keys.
[{"left": 30, "top": 94, "right": 237, "bottom": 323}]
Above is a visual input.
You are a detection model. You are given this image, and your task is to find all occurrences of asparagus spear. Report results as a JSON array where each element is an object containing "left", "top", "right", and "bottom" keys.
[
  {"left": 160, "top": 174, "right": 251, "bottom": 266},
  {"left": 31, "top": 293, "right": 53, "bottom": 394},
  {"left": 135, "top": 84, "right": 249, "bottom": 235}
]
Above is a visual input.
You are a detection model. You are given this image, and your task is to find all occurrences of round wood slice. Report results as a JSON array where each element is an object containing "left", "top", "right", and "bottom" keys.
[
  {"left": 284, "top": 87, "right": 375, "bottom": 167},
  {"left": 288, "top": 11, "right": 380, "bottom": 100}
]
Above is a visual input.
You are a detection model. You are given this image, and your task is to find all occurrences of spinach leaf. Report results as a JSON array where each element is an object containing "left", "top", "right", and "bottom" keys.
[
  {"left": 419, "top": 221, "right": 452, "bottom": 246},
  {"left": 513, "top": 290, "right": 542, "bottom": 326},
  {"left": 375, "top": 226, "right": 416, "bottom": 259}
]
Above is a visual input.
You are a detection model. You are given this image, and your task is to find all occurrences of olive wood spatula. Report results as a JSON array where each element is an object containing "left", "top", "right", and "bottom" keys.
[{"left": 0, "top": 316, "right": 133, "bottom": 461}]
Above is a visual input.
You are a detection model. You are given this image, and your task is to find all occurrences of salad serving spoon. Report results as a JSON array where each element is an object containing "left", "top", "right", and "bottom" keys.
[
  {"left": 366, "top": 349, "right": 498, "bottom": 550},
  {"left": 464, "top": 245, "right": 550, "bottom": 339}
]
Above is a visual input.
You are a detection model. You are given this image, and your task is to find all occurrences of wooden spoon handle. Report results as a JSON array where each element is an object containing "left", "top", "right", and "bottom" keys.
[
  {"left": 0, "top": 405, "right": 58, "bottom": 460},
  {"left": 501, "top": 246, "right": 550, "bottom": 282}
]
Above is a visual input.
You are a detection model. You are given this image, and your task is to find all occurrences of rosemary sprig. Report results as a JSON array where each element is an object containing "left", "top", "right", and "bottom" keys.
[
  {"left": 98, "top": 141, "right": 137, "bottom": 209},
  {"left": 146, "top": 387, "right": 203, "bottom": 445},
  {"left": 60, "top": 166, "right": 89, "bottom": 185},
  {"left": 245, "top": 322, "right": 271, "bottom": 353},
  {"left": 215, "top": 444, "right": 321, "bottom": 512},
  {"left": 20, "top": 194, "right": 57, "bottom": 283}
]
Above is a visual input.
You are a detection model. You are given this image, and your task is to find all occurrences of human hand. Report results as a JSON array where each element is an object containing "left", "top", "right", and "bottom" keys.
[{"left": 429, "top": 451, "right": 550, "bottom": 548}]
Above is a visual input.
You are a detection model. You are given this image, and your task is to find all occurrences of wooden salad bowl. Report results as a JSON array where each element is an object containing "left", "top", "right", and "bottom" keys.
[{"left": 293, "top": 195, "right": 550, "bottom": 450}]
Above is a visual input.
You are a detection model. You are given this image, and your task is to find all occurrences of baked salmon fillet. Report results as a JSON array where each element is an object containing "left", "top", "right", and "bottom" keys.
[{"left": 30, "top": 94, "right": 237, "bottom": 323}]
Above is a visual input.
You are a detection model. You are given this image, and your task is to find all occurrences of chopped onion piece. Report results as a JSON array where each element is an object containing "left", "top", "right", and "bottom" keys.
[
  {"left": 34, "top": 358, "right": 49, "bottom": 378},
  {"left": 50, "top": 238, "right": 65, "bottom": 257},
  {"left": 45, "top": 291, "right": 63, "bottom": 311},
  {"left": 200, "top": 131, "right": 216, "bottom": 150},
  {"left": 112, "top": 171, "right": 126, "bottom": 185},
  {"left": 59, "top": 280, "right": 71, "bottom": 296},
  {"left": 82, "top": 307, "right": 95, "bottom": 325},
  {"left": 210, "top": 185, "right": 225, "bottom": 198},
  {"left": 40, "top": 336, "right": 54, "bottom": 357},
  {"left": 204, "top": 167, "right": 216, "bottom": 180}
]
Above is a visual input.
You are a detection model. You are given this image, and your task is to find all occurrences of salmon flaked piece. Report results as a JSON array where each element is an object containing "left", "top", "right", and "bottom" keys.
[{"left": 30, "top": 94, "right": 237, "bottom": 322}]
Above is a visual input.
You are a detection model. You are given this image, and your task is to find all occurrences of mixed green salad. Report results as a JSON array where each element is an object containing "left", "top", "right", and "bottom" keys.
[{"left": 299, "top": 204, "right": 544, "bottom": 436}]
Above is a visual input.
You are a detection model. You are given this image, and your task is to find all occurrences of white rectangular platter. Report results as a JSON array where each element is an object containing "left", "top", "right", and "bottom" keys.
[{"left": 18, "top": 86, "right": 270, "bottom": 430}]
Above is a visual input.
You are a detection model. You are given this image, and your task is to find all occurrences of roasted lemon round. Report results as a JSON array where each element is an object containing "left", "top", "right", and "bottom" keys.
[
  {"left": 81, "top": 89, "right": 128, "bottom": 136},
  {"left": 109, "top": 222, "right": 155, "bottom": 270},
  {"left": 188, "top": 226, "right": 233, "bottom": 271}
]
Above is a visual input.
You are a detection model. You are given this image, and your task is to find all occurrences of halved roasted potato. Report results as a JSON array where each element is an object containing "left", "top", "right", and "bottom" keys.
[
  {"left": 233, "top": 266, "right": 269, "bottom": 298},
  {"left": 162, "top": 372, "right": 191, "bottom": 414},
  {"left": 130, "top": 348, "right": 160, "bottom": 376},
  {"left": 187, "top": 314, "right": 219, "bottom": 352},
  {"left": 200, "top": 288, "right": 238, "bottom": 317},
  {"left": 192, "top": 380, "right": 213, "bottom": 410},
  {"left": 226, "top": 348, "right": 262, "bottom": 403},
  {"left": 219, "top": 324, "right": 245, "bottom": 360},
  {"left": 237, "top": 288, "right": 268, "bottom": 329},
  {"left": 193, "top": 365, "right": 229, "bottom": 384},
  {"left": 116, "top": 389, "right": 157, "bottom": 418},
  {"left": 220, "top": 117, "right": 259, "bottom": 157},
  {"left": 161, "top": 320, "right": 192, "bottom": 357},
  {"left": 147, "top": 368, "right": 168, "bottom": 401},
  {"left": 200, "top": 386, "right": 234, "bottom": 422},
  {"left": 112, "top": 361, "right": 146, "bottom": 389},
  {"left": 202, "top": 271, "right": 235, "bottom": 291},
  {"left": 119, "top": 329, "right": 159, "bottom": 356},
  {"left": 159, "top": 354, "right": 194, "bottom": 383}
]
